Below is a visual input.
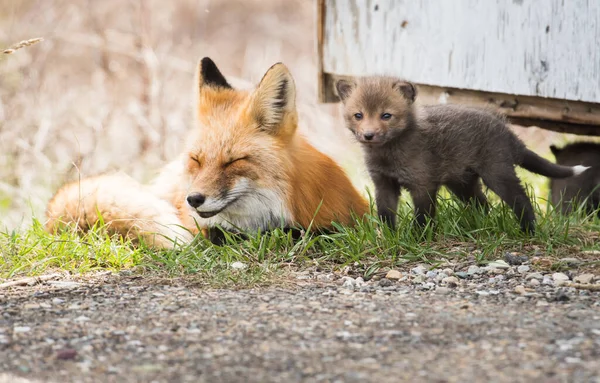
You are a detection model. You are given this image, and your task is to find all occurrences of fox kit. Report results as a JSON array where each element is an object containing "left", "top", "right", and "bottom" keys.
[
  {"left": 335, "top": 76, "right": 588, "bottom": 234},
  {"left": 550, "top": 142, "right": 600, "bottom": 217},
  {"left": 46, "top": 58, "right": 369, "bottom": 247}
]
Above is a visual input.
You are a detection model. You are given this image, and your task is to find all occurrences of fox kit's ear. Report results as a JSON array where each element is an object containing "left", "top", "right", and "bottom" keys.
[
  {"left": 550, "top": 145, "right": 561, "bottom": 157},
  {"left": 335, "top": 79, "right": 356, "bottom": 102},
  {"left": 196, "top": 57, "right": 232, "bottom": 91},
  {"left": 250, "top": 62, "right": 296, "bottom": 133},
  {"left": 393, "top": 81, "right": 417, "bottom": 104}
]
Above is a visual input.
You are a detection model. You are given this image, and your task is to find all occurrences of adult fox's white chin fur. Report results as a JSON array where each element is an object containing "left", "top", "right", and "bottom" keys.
[{"left": 198, "top": 187, "right": 293, "bottom": 232}]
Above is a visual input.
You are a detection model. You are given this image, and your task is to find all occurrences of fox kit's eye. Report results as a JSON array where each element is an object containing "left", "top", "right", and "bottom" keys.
[
  {"left": 381, "top": 113, "right": 392, "bottom": 121},
  {"left": 354, "top": 112, "right": 363, "bottom": 121}
]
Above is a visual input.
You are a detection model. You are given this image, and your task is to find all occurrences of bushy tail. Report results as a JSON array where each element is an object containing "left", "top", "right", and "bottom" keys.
[
  {"left": 521, "top": 149, "right": 590, "bottom": 178},
  {"left": 45, "top": 173, "right": 195, "bottom": 249}
]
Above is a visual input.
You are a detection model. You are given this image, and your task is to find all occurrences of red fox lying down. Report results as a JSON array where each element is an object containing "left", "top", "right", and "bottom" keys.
[{"left": 45, "top": 57, "right": 369, "bottom": 248}]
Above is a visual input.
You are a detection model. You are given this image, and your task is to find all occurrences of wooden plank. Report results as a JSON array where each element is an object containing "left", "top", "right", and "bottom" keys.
[
  {"left": 316, "top": 0, "right": 327, "bottom": 103},
  {"left": 321, "top": 0, "right": 600, "bottom": 103},
  {"left": 321, "top": 73, "right": 600, "bottom": 136}
]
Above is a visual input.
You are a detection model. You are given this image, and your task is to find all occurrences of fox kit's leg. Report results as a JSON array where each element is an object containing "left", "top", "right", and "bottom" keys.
[
  {"left": 371, "top": 172, "right": 401, "bottom": 227},
  {"left": 446, "top": 175, "right": 489, "bottom": 211},
  {"left": 480, "top": 168, "right": 536, "bottom": 234},
  {"left": 409, "top": 185, "right": 439, "bottom": 227}
]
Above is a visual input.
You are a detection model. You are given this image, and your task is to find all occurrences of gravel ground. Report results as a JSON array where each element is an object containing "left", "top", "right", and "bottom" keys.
[{"left": 2, "top": 257, "right": 600, "bottom": 383}]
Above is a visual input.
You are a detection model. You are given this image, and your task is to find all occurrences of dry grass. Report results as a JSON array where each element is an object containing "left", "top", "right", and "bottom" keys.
[
  {"left": 2, "top": 37, "right": 43, "bottom": 54},
  {"left": 0, "top": 0, "right": 595, "bottom": 231}
]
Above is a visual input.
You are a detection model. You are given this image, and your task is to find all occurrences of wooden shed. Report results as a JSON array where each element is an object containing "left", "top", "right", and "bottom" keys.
[{"left": 317, "top": 0, "right": 600, "bottom": 136}]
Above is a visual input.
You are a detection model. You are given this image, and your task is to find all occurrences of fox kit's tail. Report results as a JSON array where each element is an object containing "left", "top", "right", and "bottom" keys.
[
  {"left": 45, "top": 173, "right": 194, "bottom": 248},
  {"left": 521, "top": 149, "right": 589, "bottom": 178}
]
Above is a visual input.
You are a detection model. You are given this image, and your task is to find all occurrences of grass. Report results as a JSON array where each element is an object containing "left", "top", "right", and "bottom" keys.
[{"left": 1, "top": 190, "right": 599, "bottom": 287}]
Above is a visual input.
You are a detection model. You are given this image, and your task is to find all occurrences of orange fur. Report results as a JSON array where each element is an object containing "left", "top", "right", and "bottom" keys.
[{"left": 45, "top": 57, "right": 368, "bottom": 247}]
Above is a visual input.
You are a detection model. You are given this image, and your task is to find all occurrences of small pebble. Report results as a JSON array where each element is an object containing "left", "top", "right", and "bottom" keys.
[
  {"left": 56, "top": 348, "right": 78, "bottom": 360},
  {"left": 442, "top": 268, "right": 454, "bottom": 276},
  {"left": 410, "top": 266, "right": 426, "bottom": 275},
  {"left": 385, "top": 270, "right": 402, "bottom": 280},
  {"left": 378, "top": 278, "right": 393, "bottom": 287},
  {"left": 552, "top": 273, "right": 570, "bottom": 286},
  {"left": 467, "top": 266, "right": 480, "bottom": 275},
  {"left": 542, "top": 276, "right": 554, "bottom": 286},
  {"left": 13, "top": 326, "right": 31, "bottom": 333},
  {"left": 525, "top": 272, "right": 544, "bottom": 281},
  {"left": 504, "top": 252, "right": 529, "bottom": 265},
  {"left": 517, "top": 265, "right": 530, "bottom": 274},
  {"left": 536, "top": 300, "right": 549, "bottom": 307},
  {"left": 435, "top": 287, "right": 450, "bottom": 295},
  {"left": 529, "top": 279, "right": 540, "bottom": 287},
  {"left": 441, "top": 276, "right": 459, "bottom": 287},
  {"left": 412, "top": 275, "right": 426, "bottom": 284},
  {"left": 573, "top": 274, "right": 594, "bottom": 284},
  {"left": 342, "top": 278, "right": 356, "bottom": 289},
  {"left": 455, "top": 272, "right": 469, "bottom": 279},
  {"left": 514, "top": 285, "right": 526, "bottom": 295},
  {"left": 420, "top": 282, "right": 435, "bottom": 290},
  {"left": 434, "top": 272, "right": 448, "bottom": 282},
  {"left": 488, "top": 260, "right": 510, "bottom": 269},
  {"left": 425, "top": 270, "right": 438, "bottom": 279},
  {"left": 355, "top": 277, "right": 366, "bottom": 288}
]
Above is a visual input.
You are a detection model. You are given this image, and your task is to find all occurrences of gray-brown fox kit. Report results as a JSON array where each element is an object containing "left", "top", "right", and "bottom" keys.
[{"left": 336, "top": 76, "right": 589, "bottom": 234}]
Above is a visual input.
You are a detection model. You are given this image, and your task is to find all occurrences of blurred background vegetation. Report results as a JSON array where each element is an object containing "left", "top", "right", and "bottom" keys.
[{"left": 0, "top": 0, "right": 591, "bottom": 231}]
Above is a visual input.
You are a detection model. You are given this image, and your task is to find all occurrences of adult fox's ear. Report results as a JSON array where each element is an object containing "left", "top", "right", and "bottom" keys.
[
  {"left": 195, "top": 57, "right": 232, "bottom": 92},
  {"left": 250, "top": 62, "right": 296, "bottom": 134},
  {"left": 392, "top": 81, "right": 417, "bottom": 104},
  {"left": 335, "top": 79, "right": 356, "bottom": 102}
]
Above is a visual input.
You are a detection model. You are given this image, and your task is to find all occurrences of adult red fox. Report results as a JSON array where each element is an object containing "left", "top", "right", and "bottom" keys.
[{"left": 46, "top": 57, "right": 369, "bottom": 247}]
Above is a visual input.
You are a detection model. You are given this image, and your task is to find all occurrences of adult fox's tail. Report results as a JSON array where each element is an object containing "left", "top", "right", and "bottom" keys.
[
  {"left": 45, "top": 173, "right": 194, "bottom": 249},
  {"left": 521, "top": 149, "right": 590, "bottom": 178}
]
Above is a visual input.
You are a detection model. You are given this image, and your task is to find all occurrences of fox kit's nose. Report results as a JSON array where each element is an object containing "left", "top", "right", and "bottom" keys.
[
  {"left": 363, "top": 132, "right": 375, "bottom": 141},
  {"left": 186, "top": 193, "right": 206, "bottom": 208}
]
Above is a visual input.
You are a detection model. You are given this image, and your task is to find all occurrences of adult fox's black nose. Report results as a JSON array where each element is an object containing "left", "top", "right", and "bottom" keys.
[
  {"left": 186, "top": 193, "right": 206, "bottom": 208},
  {"left": 363, "top": 132, "right": 375, "bottom": 141}
]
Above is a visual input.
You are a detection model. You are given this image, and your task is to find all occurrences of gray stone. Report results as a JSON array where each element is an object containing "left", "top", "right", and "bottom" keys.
[
  {"left": 504, "top": 252, "right": 529, "bottom": 265},
  {"left": 517, "top": 265, "right": 530, "bottom": 274},
  {"left": 435, "top": 272, "right": 448, "bottom": 282},
  {"left": 467, "top": 266, "right": 480, "bottom": 275},
  {"left": 526, "top": 272, "right": 544, "bottom": 281},
  {"left": 425, "top": 270, "right": 438, "bottom": 279},
  {"left": 411, "top": 266, "right": 426, "bottom": 275}
]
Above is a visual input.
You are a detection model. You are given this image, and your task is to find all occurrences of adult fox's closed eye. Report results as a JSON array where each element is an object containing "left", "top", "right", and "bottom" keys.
[{"left": 45, "top": 57, "right": 369, "bottom": 247}]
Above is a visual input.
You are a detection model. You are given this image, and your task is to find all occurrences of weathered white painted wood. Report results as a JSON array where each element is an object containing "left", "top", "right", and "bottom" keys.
[{"left": 322, "top": 0, "right": 600, "bottom": 103}]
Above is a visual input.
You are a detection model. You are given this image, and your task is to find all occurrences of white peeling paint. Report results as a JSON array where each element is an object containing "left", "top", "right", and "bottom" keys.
[{"left": 322, "top": 0, "right": 600, "bottom": 103}]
